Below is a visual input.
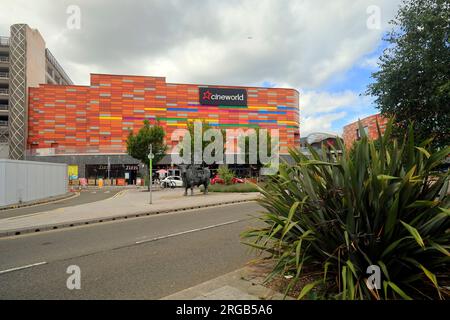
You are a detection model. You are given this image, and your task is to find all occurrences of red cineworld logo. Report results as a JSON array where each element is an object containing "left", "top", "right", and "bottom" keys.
[{"left": 203, "top": 90, "right": 212, "bottom": 100}]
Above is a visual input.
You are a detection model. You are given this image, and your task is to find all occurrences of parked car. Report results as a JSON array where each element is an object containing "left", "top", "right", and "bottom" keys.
[
  {"left": 160, "top": 176, "right": 183, "bottom": 188},
  {"left": 232, "top": 177, "right": 245, "bottom": 184},
  {"left": 210, "top": 175, "right": 224, "bottom": 185},
  {"left": 210, "top": 175, "right": 245, "bottom": 185}
]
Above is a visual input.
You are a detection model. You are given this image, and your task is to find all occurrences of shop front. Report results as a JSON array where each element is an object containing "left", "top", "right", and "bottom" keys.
[{"left": 85, "top": 163, "right": 141, "bottom": 185}]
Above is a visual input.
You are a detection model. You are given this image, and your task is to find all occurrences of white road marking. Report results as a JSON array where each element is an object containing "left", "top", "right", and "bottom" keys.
[
  {"left": 135, "top": 220, "right": 240, "bottom": 244},
  {"left": 6, "top": 207, "right": 64, "bottom": 220},
  {"left": 0, "top": 261, "right": 47, "bottom": 275},
  {"left": 108, "top": 190, "right": 127, "bottom": 200},
  {"left": 0, "top": 193, "right": 80, "bottom": 213}
]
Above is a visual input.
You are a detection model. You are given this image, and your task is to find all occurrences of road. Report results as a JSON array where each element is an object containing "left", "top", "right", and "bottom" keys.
[
  {"left": 0, "top": 188, "right": 123, "bottom": 219},
  {"left": 0, "top": 201, "right": 263, "bottom": 299}
]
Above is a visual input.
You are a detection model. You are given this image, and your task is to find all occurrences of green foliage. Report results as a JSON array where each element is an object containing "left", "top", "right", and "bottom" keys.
[
  {"left": 238, "top": 128, "right": 272, "bottom": 172},
  {"left": 126, "top": 119, "right": 167, "bottom": 165},
  {"left": 242, "top": 120, "right": 450, "bottom": 300},
  {"left": 367, "top": 0, "right": 450, "bottom": 149},
  {"left": 180, "top": 120, "right": 226, "bottom": 164},
  {"left": 217, "top": 165, "right": 234, "bottom": 185}
]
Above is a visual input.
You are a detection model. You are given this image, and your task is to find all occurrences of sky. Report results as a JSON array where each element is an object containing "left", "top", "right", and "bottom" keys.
[{"left": 0, "top": 0, "right": 403, "bottom": 136}]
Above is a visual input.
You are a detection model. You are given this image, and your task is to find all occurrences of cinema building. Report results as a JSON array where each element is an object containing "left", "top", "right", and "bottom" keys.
[{"left": 24, "top": 73, "right": 300, "bottom": 183}]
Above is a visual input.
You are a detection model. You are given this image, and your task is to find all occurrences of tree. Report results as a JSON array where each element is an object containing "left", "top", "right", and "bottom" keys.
[
  {"left": 126, "top": 120, "right": 167, "bottom": 188},
  {"left": 217, "top": 165, "right": 234, "bottom": 185},
  {"left": 367, "top": 0, "right": 450, "bottom": 149},
  {"left": 180, "top": 120, "right": 226, "bottom": 165},
  {"left": 238, "top": 128, "right": 273, "bottom": 175}
]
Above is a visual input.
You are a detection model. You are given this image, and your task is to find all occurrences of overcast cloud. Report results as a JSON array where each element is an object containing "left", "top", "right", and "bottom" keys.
[{"left": 0, "top": 0, "right": 402, "bottom": 135}]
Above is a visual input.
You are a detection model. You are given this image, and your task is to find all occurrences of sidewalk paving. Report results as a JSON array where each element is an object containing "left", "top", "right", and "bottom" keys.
[
  {"left": 0, "top": 188, "right": 259, "bottom": 237},
  {"left": 162, "top": 262, "right": 294, "bottom": 300}
]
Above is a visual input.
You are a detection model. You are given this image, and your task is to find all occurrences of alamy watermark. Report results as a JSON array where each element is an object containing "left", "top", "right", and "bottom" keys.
[
  {"left": 366, "top": 264, "right": 381, "bottom": 290},
  {"left": 66, "top": 5, "right": 81, "bottom": 30},
  {"left": 66, "top": 265, "right": 81, "bottom": 290},
  {"left": 366, "top": 5, "right": 381, "bottom": 30}
]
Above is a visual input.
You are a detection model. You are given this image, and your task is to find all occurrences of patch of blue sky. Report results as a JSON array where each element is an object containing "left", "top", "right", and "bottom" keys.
[{"left": 260, "top": 81, "right": 277, "bottom": 88}]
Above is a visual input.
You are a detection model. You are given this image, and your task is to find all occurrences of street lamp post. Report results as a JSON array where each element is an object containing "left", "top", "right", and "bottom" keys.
[
  {"left": 148, "top": 144, "right": 154, "bottom": 204},
  {"left": 107, "top": 156, "right": 110, "bottom": 181}
]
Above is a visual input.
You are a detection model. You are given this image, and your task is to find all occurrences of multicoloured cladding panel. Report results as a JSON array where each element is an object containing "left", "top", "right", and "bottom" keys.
[
  {"left": 28, "top": 74, "right": 300, "bottom": 154},
  {"left": 342, "top": 113, "right": 388, "bottom": 149}
]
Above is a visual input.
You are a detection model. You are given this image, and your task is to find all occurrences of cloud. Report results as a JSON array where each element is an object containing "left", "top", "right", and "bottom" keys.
[
  {"left": 301, "top": 90, "right": 360, "bottom": 116},
  {"left": 358, "top": 56, "right": 380, "bottom": 70},
  {"left": 299, "top": 90, "right": 375, "bottom": 135},
  {"left": 0, "top": 0, "right": 400, "bottom": 137},
  {"left": 0, "top": 0, "right": 401, "bottom": 87},
  {"left": 301, "top": 112, "right": 347, "bottom": 136}
]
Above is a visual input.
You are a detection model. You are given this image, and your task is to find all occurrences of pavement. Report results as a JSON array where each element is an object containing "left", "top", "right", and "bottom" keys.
[
  {"left": 161, "top": 263, "right": 293, "bottom": 300},
  {"left": 0, "top": 188, "right": 259, "bottom": 237},
  {"left": 0, "top": 188, "right": 122, "bottom": 219},
  {"left": 0, "top": 202, "right": 265, "bottom": 299}
]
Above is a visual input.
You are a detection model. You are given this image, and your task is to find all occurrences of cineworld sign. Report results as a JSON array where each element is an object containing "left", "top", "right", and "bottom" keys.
[{"left": 199, "top": 87, "right": 247, "bottom": 106}]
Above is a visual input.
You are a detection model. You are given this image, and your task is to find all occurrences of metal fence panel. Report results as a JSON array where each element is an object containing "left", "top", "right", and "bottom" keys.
[{"left": 0, "top": 159, "right": 67, "bottom": 206}]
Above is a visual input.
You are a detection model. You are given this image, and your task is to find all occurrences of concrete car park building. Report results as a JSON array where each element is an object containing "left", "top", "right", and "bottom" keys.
[{"left": 0, "top": 24, "right": 72, "bottom": 160}]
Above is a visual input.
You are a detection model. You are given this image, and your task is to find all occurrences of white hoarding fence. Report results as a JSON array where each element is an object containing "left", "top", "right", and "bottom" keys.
[{"left": 0, "top": 159, "right": 68, "bottom": 206}]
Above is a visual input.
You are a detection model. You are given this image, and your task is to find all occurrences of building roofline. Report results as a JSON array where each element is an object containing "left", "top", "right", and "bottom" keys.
[
  {"left": 45, "top": 49, "right": 74, "bottom": 85},
  {"left": 89, "top": 73, "right": 300, "bottom": 95},
  {"left": 342, "top": 113, "right": 383, "bottom": 129},
  {"left": 30, "top": 83, "right": 90, "bottom": 89},
  {"left": 90, "top": 73, "right": 166, "bottom": 80}
]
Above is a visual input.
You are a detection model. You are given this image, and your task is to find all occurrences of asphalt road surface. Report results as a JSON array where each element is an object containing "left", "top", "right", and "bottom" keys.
[
  {"left": 0, "top": 188, "right": 123, "bottom": 219},
  {"left": 0, "top": 201, "right": 263, "bottom": 299}
]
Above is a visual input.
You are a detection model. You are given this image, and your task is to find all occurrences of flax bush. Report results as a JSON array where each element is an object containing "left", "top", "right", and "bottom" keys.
[{"left": 242, "top": 121, "right": 449, "bottom": 300}]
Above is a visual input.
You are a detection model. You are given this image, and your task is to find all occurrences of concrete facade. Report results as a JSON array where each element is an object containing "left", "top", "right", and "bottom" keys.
[
  {"left": 0, "top": 143, "right": 8, "bottom": 158},
  {"left": 0, "top": 159, "right": 68, "bottom": 206},
  {"left": 0, "top": 24, "right": 72, "bottom": 160}
]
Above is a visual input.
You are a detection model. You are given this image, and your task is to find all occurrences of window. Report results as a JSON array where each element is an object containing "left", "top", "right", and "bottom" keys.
[{"left": 356, "top": 126, "right": 369, "bottom": 140}]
